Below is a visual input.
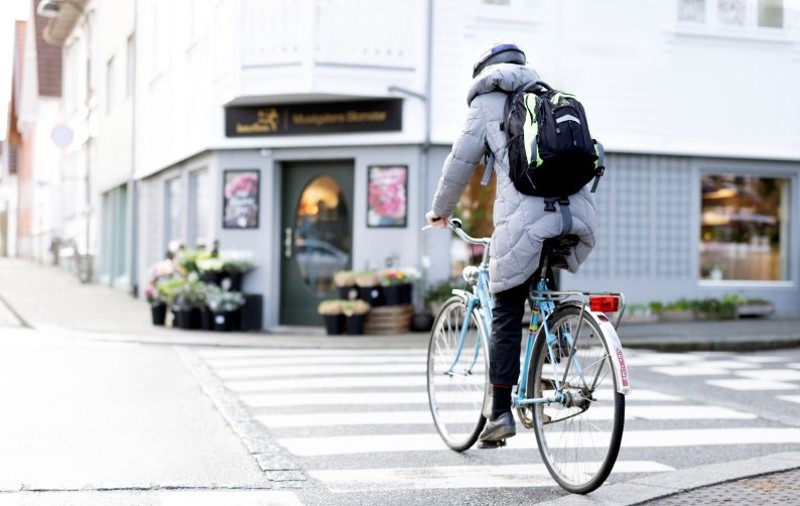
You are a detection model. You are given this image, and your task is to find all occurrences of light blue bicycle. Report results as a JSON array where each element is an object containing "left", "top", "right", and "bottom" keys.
[{"left": 426, "top": 219, "right": 631, "bottom": 494}]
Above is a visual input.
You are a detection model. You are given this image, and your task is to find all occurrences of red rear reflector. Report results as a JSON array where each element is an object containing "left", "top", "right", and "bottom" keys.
[{"left": 590, "top": 296, "right": 619, "bottom": 313}]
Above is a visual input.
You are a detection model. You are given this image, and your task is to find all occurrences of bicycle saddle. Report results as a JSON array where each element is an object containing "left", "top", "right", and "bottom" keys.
[{"left": 542, "top": 235, "right": 579, "bottom": 269}]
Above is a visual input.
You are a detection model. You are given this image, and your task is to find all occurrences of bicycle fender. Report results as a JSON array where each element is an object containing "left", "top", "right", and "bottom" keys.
[
  {"left": 586, "top": 310, "right": 632, "bottom": 395},
  {"left": 450, "top": 289, "right": 472, "bottom": 304}
]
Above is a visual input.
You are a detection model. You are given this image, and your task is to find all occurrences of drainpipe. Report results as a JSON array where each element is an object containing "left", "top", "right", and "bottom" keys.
[{"left": 127, "top": 0, "right": 138, "bottom": 296}]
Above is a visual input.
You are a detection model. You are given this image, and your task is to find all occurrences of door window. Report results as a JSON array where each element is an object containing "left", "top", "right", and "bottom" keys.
[{"left": 294, "top": 175, "right": 351, "bottom": 295}]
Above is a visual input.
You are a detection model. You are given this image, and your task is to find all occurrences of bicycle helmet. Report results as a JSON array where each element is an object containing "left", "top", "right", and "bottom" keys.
[{"left": 472, "top": 41, "right": 527, "bottom": 78}]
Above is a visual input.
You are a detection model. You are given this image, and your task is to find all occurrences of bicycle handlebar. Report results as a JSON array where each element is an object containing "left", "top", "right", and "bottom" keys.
[{"left": 443, "top": 218, "right": 492, "bottom": 247}]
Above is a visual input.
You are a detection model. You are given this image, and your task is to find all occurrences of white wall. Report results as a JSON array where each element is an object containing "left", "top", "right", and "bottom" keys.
[{"left": 430, "top": 0, "right": 800, "bottom": 159}]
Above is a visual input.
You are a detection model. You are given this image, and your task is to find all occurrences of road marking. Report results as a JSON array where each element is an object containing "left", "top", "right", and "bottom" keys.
[
  {"left": 307, "top": 461, "right": 674, "bottom": 492},
  {"left": 776, "top": 395, "right": 800, "bottom": 404},
  {"left": 227, "top": 374, "right": 432, "bottom": 391},
  {"left": 240, "top": 389, "right": 680, "bottom": 408},
  {"left": 198, "top": 348, "right": 426, "bottom": 359},
  {"left": 705, "top": 378, "right": 799, "bottom": 391},
  {"left": 206, "top": 355, "right": 425, "bottom": 368},
  {"left": 650, "top": 366, "right": 729, "bottom": 377},
  {"left": 217, "top": 364, "right": 427, "bottom": 380},
  {"left": 734, "top": 369, "right": 800, "bottom": 381},
  {"left": 255, "top": 404, "right": 754, "bottom": 428},
  {"left": 278, "top": 428, "right": 800, "bottom": 456}
]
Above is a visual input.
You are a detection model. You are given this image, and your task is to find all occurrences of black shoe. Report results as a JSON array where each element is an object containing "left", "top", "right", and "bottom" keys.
[{"left": 479, "top": 411, "right": 516, "bottom": 442}]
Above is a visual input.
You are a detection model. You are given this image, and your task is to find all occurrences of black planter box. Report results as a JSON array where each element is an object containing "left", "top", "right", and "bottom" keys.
[
  {"left": 323, "top": 314, "right": 346, "bottom": 335},
  {"left": 338, "top": 285, "right": 359, "bottom": 300},
  {"left": 383, "top": 283, "right": 412, "bottom": 306},
  {"left": 345, "top": 314, "right": 366, "bottom": 335},
  {"left": 358, "top": 286, "right": 385, "bottom": 307},
  {"left": 213, "top": 310, "right": 241, "bottom": 332},
  {"left": 240, "top": 294, "right": 263, "bottom": 331},
  {"left": 176, "top": 308, "right": 202, "bottom": 330},
  {"left": 150, "top": 304, "right": 167, "bottom": 326}
]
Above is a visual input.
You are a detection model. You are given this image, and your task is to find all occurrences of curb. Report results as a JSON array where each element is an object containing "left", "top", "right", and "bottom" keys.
[
  {"left": 622, "top": 335, "right": 800, "bottom": 353},
  {"left": 537, "top": 451, "right": 800, "bottom": 506}
]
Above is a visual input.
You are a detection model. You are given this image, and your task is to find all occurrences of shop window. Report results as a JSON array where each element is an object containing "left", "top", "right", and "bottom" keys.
[
  {"left": 188, "top": 169, "right": 210, "bottom": 249},
  {"left": 164, "top": 177, "right": 182, "bottom": 250},
  {"left": 677, "top": 0, "right": 784, "bottom": 28},
  {"left": 700, "top": 174, "right": 790, "bottom": 281}
]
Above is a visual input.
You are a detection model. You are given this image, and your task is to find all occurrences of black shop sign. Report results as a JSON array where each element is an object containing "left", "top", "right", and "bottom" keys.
[{"left": 225, "top": 99, "right": 402, "bottom": 137}]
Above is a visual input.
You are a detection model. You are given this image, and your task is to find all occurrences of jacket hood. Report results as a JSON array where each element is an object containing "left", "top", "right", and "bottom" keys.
[{"left": 467, "top": 64, "right": 541, "bottom": 105}]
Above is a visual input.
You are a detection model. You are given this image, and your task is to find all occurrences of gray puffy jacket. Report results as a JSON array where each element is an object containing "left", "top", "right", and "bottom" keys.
[{"left": 430, "top": 63, "right": 597, "bottom": 293}]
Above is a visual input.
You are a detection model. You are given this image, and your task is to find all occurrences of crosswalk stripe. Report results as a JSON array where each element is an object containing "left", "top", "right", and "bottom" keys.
[
  {"left": 217, "top": 363, "right": 427, "bottom": 380},
  {"left": 206, "top": 355, "right": 425, "bottom": 368},
  {"left": 777, "top": 395, "right": 800, "bottom": 404},
  {"left": 706, "top": 378, "right": 799, "bottom": 390},
  {"left": 239, "top": 388, "right": 680, "bottom": 408},
  {"left": 278, "top": 428, "right": 800, "bottom": 456},
  {"left": 255, "top": 404, "right": 754, "bottom": 428},
  {"left": 227, "top": 375, "right": 431, "bottom": 391},
  {"left": 307, "top": 461, "right": 674, "bottom": 491},
  {"left": 199, "top": 348, "right": 426, "bottom": 358},
  {"left": 733, "top": 369, "right": 800, "bottom": 381}
]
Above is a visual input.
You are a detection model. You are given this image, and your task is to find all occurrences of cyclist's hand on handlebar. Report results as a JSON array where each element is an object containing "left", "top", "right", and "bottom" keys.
[{"left": 425, "top": 210, "right": 448, "bottom": 229}]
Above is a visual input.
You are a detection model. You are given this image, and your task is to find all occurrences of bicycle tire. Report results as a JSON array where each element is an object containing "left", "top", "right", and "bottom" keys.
[
  {"left": 427, "top": 295, "right": 489, "bottom": 452},
  {"left": 527, "top": 303, "right": 625, "bottom": 494}
]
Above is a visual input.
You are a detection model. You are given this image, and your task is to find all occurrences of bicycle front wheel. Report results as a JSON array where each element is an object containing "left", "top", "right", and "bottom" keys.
[
  {"left": 427, "top": 296, "right": 489, "bottom": 452},
  {"left": 527, "top": 304, "right": 625, "bottom": 494}
]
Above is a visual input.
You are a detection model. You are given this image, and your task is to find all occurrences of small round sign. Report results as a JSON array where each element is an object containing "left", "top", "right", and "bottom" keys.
[{"left": 51, "top": 123, "right": 73, "bottom": 148}]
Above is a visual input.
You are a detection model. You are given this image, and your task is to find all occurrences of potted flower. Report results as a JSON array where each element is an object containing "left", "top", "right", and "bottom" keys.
[
  {"left": 333, "top": 271, "right": 358, "bottom": 300},
  {"left": 341, "top": 299, "right": 371, "bottom": 335},
  {"left": 354, "top": 270, "right": 384, "bottom": 307},
  {"left": 318, "top": 299, "right": 346, "bottom": 335},
  {"left": 206, "top": 284, "right": 246, "bottom": 331},
  {"left": 196, "top": 256, "right": 225, "bottom": 286},
  {"left": 379, "top": 267, "right": 420, "bottom": 306},
  {"left": 220, "top": 250, "right": 255, "bottom": 291},
  {"left": 173, "top": 273, "right": 207, "bottom": 330},
  {"left": 144, "top": 283, "right": 167, "bottom": 326}
]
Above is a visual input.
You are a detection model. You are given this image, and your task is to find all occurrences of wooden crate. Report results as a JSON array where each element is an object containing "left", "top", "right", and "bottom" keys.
[{"left": 364, "top": 304, "right": 414, "bottom": 334}]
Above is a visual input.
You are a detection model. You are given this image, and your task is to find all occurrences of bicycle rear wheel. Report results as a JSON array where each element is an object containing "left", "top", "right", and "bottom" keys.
[
  {"left": 527, "top": 304, "right": 625, "bottom": 494},
  {"left": 427, "top": 296, "right": 489, "bottom": 451}
]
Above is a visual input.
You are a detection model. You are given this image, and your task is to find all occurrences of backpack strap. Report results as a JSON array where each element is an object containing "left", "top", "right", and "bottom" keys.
[
  {"left": 590, "top": 140, "right": 606, "bottom": 193},
  {"left": 543, "top": 197, "right": 573, "bottom": 236},
  {"left": 480, "top": 152, "right": 495, "bottom": 186}
]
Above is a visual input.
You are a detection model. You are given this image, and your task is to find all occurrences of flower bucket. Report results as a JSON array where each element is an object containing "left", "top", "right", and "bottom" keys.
[
  {"left": 383, "top": 283, "right": 412, "bottom": 306},
  {"left": 212, "top": 310, "right": 240, "bottom": 332},
  {"left": 324, "top": 314, "right": 346, "bottom": 335},
  {"left": 345, "top": 314, "right": 366, "bottom": 335},
  {"left": 150, "top": 303, "right": 167, "bottom": 326},
  {"left": 358, "top": 286, "right": 385, "bottom": 307}
]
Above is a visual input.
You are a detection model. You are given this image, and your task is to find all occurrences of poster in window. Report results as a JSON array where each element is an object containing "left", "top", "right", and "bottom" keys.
[
  {"left": 223, "top": 169, "right": 260, "bottom": 229},
  {"left": 367, "top": 165, "right": 407, "bottom": 228}
]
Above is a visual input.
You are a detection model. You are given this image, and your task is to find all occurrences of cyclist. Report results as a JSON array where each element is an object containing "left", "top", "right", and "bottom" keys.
[{"left": 425, "top": 41, "right": 598, "bottom": 444}]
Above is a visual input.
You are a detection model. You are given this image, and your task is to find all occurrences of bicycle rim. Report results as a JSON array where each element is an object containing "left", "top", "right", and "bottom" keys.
[
  {"left": 427, "top": 296, "right": 488, "bottom": 452},
  {"left": 528, "top": 304, "right": 625, "bottom": 494}
]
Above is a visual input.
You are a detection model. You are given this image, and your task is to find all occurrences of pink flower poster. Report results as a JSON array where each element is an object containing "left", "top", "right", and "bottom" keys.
[
  {"left": 223, "top": 170, "right": 260, "bottom": 229},
  {"left": 367, "top": 165, "right": 407, "bottom": 228}
]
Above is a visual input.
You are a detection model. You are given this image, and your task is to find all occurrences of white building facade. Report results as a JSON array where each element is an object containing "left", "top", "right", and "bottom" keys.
[{"left": 41, "top": 0, "right": 800, "bottom": 327}]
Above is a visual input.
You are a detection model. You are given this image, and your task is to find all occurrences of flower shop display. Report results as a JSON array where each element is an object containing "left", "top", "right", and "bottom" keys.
[
  {"left": 206, "top": 284, "right": 246, "bottom": 332},
  {"left": 144, "top": 283, "right": 167, "bottom": 326},
  {"left": 354, "top": 271, "right": 385, "bottom": 307},
  {"left": 378, "top": 267, "right": 420, "bottom": 306},
  {"left": 341, "top": 299, "right": 371, "bottom": 335},
  {"left": 318, "top": 299, "right": 346, "bottom": 335},
  {"left": 333, "top": 271, "right": 358, "bottom": 300}
]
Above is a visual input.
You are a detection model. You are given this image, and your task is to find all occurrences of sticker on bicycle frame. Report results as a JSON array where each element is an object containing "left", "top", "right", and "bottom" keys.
[{"left": 616, "top": 348, "right": 629, "bottom": 388}]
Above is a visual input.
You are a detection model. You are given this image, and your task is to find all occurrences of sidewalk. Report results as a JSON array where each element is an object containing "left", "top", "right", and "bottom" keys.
[
  {"left": 1, "top": 257, "right": 799, "bottom": 505},
  {"left": 1, "top": 257, "right": 799, "bottom": 350}
]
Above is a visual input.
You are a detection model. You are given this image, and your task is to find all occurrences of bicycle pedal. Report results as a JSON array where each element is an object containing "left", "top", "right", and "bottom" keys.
[{"left": 478, "top": 439, "right": 506, "bottom": 449}]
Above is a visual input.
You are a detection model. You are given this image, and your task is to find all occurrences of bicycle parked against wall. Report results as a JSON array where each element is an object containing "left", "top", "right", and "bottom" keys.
[{"left": 425, "top": 218, "right": 631, "bottom": 494}]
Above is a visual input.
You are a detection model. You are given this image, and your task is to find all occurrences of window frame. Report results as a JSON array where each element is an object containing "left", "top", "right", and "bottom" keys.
[{"left": 696, "top": 164, "right": 796, "bottom": 288}]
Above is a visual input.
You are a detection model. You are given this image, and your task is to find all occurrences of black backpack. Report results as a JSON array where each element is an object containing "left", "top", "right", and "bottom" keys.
[{"left": 501, "top": 81, "right": 605, "bottom": 198}]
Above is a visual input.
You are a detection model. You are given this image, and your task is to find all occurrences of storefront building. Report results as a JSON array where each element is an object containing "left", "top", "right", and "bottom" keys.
[{"left": 36, "top": 0, "right": 799, "bottom": 327}]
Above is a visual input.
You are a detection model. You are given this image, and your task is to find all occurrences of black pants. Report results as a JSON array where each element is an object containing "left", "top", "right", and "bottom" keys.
[{"left": 489, "top": 273, "right": 535, "bottom": 386}]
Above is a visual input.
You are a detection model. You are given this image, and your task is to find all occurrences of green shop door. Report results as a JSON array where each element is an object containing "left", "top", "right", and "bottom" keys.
[{"left": 280, "top": 161, "right": 354, "bottom": 325}]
